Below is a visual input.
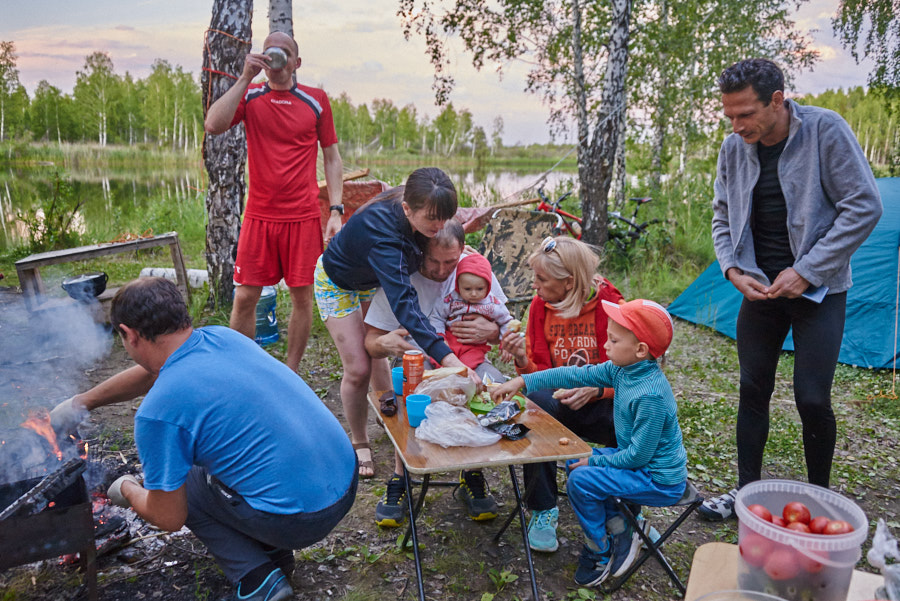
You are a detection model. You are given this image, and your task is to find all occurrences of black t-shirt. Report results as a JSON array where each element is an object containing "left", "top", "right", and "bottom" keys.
[{"left": 751, "top": 137, "right": 794, "bottom": 280}]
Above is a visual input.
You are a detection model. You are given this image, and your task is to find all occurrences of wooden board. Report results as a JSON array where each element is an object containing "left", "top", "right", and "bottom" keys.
[{"left": 684, "top": 542, "right": 884, "bottom": 601}]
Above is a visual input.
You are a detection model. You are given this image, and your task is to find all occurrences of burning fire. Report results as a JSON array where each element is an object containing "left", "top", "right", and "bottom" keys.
[{"left": 20, "top": 408, "right": 62, "bottom": 461}]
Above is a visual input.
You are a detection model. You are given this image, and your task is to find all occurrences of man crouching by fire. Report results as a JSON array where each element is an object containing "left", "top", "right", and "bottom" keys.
[{"left": 50, "top": 277, "right": 358, "bottom": 601}]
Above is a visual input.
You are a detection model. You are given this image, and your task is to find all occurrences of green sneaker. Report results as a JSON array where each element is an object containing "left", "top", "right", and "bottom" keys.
[{"left": 527, "top": 507, "right": 559, "bottom": 552}]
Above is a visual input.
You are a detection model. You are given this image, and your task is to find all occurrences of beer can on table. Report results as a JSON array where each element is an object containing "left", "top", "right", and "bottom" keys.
[{"left": 403, "top": 350, "right": 425, "bottom": 397}]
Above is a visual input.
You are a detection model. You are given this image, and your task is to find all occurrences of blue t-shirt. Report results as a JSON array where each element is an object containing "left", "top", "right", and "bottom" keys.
[{"left": 135, "top": 326, "right": 355, "bottom": 514}]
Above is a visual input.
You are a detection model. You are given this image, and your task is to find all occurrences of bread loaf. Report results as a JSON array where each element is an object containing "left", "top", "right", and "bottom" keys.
[{"left": 422, "top": 366, "right": 468, "bottom": 380}]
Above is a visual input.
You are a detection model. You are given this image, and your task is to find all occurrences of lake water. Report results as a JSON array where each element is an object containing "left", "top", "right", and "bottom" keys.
[{"left": 0, "top": 162, "right": 578, "bottom": 250}]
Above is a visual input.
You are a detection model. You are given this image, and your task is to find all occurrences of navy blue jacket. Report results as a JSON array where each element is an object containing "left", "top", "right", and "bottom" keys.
[{"left": 322, "top": 198, "right": 453, "bottom": 361}]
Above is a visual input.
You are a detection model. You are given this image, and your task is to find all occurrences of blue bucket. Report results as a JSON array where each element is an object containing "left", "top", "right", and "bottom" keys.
[{"left": 254, "top": 286, "right": 279, "bottom": 346}]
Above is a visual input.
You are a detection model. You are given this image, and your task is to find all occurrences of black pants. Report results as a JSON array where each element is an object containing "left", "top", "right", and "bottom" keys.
[
  {"left": 735, "top": 292, "right": 846, "bottom": 489},
  {"left": 524, "top": 388, "right": 616, "bottom": 511}
]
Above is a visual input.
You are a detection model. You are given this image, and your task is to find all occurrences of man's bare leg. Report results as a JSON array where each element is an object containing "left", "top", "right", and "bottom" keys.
[
  {"left": 230, "top": 285, "right": 263, "bottom": 339},
  {"left": 286, "top": 285, "right": 314, "bottom": 372}
]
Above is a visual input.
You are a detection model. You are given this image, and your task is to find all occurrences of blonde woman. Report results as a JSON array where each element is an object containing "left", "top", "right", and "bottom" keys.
[{"left": 500, "top": 236, "right": 623, "bottom": 553}]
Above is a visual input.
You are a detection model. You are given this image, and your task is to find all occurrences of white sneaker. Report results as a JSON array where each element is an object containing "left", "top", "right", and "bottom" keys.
[{"left": 698, "top": 488, "right": 738, "bottom": 521}]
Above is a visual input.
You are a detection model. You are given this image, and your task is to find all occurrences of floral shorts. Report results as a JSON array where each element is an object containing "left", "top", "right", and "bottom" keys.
[{"left": 313, "top": 257, "right": 378, "bottom": 320}]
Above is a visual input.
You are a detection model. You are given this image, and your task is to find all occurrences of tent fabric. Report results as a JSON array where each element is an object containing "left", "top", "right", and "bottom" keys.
[{"left": 668, "top": 177, "right": 900, "bottom": 369}]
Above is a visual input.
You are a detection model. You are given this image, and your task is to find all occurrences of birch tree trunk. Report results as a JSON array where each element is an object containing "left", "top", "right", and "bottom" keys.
[
  {"left": 202, "top": 0, "right": 253, "bottom": 308},
  {"left": 268, "top": 0, "right": 293, "bottom": 36},
  {"left": 580, "top": 0, "right": 631, "bottom": 247},
  {"left": 649, "top": 0, "right": 669, "bottom": 194},
  {"left": 612, "top": 107, "right": 627, "bottom": 210}
]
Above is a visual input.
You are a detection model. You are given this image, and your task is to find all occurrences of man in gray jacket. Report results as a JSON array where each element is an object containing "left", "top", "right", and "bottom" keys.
[{"left": 699, "top": 58, "right": 882, "bottom": 521}]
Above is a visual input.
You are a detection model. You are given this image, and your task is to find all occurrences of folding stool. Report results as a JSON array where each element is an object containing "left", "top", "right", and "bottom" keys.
[{"left": 602, "top": 480, "right": 703, "bottom": 596}]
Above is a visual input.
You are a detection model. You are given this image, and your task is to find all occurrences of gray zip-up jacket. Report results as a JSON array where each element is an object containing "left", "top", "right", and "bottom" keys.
[{"left": 712, "top": 98, "right": 882, "bottom": 293}]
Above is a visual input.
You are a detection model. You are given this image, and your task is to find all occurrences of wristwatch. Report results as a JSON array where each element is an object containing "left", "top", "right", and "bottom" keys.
[{"left": 329, "top": 204, "right": 344, "bottom": 215}]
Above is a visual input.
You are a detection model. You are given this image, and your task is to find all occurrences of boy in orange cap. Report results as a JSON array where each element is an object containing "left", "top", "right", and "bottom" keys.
[{"left": 492, "top": 299, "right": 687, "bottom": 587}]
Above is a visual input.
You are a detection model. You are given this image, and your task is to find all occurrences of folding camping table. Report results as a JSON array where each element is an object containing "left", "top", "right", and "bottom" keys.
[{"left": 367, "top": 391, "right": 592, "bottom": 601}]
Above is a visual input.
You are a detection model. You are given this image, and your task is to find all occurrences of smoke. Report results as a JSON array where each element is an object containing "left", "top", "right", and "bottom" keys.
[{"left": 0, "top": 294, "right": 112, "bottom": 439}]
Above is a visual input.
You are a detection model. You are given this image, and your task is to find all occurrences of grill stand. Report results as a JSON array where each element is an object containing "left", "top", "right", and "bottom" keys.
[{"left": 0, "top": 477, "right": 97, "bottom": 601}]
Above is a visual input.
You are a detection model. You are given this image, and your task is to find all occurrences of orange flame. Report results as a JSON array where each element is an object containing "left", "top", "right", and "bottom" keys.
[{"left": 20, "top": 409, "right": 62, "bottom": 461}]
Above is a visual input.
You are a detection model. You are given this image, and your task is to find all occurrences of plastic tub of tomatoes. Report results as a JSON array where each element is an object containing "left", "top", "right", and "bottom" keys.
[{"left": 734, "top": 479, "right": 868, "bottom": 601}]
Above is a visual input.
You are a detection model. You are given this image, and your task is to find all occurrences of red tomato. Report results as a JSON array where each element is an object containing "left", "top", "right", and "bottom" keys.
[
  {"left": 798, "top": 549, "right": 830, "bottom": 573},
  {"left": 809, "top": 516, "right": 830, "bottom": 534},
  {"left": 772, "top": 516, "right": 787, "bottom": 527},
  {"left": 747, "top": 504, "right": 773, "bottom": 522},
  {"left": 764, "top": 548, "right": 800, "bottom": 580},
  {"left": 740, "top": 533, "right": 773, "bottom": 568},
  {"left": 823, "top": 519, "right": 854, "bottom": 535},
  {"left": 786, "top": 521, "right": 811, "bottom": 533},
  {"left": 783, "top": 501, "right": 812, "bottom": 525}
]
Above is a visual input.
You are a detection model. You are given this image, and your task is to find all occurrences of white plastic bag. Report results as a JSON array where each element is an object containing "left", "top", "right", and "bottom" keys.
[
  {"left": 414, "top": 401, "right": 501, "bottom": 448},
  {"left": 868, "top": 518, "right": 899, "bottom": 600},
  {"left": 412, "top": 374, "right": 476, "bottom": 407}
]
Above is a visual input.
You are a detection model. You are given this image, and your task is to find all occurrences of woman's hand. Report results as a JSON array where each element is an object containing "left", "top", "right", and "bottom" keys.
[
  {"left": 500, "top": 331, "right": 527, "bottom": 366},
  {"left": 491, "top": 376, "right": 525, "bottom": 403},
  {"left": 441, "top": 353, "right": 482, "bottom": 390},
  {"left": 553, "top": 387, "right": 599, "bottom": 411}
]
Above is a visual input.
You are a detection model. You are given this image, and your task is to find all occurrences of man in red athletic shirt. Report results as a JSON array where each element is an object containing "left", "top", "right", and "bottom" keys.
[{"left": 205, "top": 31, "right": 343, "bottom": 373}]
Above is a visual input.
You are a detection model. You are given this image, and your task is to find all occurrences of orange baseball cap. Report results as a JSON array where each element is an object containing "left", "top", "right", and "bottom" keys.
[{"left": 601, "top": 299, "right": 674, "bottom": 358}]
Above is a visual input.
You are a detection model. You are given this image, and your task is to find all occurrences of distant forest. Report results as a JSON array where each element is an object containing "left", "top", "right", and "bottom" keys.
[{"left": 0, "top": 42, "right": 897, "bottom": 171}]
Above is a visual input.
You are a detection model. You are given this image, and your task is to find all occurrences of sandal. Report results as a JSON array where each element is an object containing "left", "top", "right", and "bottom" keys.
[
  {"left": 379, "top": 391, "right": 397, "bottom": 417},
  {"left": 353, "top": 442, "right": 375, "bottom": 479}
]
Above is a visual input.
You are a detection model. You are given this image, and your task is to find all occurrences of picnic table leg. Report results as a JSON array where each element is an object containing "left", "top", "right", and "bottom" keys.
[
  {"left": 16, "top": 267, "right": 44, "bottom": 311},
  {"left": 400, "top": 468, "right": 427, "bottom": 601},
  {"left": 167, "top": 236, "right": 191, "bottom": 306},
  {"left": 508, "top": 465, "right": 542, "bottom": 601}
]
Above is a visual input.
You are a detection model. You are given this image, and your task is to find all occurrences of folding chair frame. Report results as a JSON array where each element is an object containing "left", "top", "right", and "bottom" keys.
[{"left": 601, "top": 481, "right": 703, "bottom": 597}]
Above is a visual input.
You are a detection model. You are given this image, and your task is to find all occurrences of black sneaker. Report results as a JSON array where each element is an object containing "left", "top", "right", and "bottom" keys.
[
  {"left": 609, "top": 523, "right": 642, "bottom": 579},
  {"left": 455, "top": 470, "right": 499, "bottom": 521},
  {"left": 225, "top": 568, "right": 291, "bottom": 601},
  {"left": 698, "top": 488, "right": 738, "bottom": 521},
  {"left": 375, "top": 474, "right": 408, "bottom": 527},
  {"left": 574, "top": 544, "right": 612, "bottom": 587}
]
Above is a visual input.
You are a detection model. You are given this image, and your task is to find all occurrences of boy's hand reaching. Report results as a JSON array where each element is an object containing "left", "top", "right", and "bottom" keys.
[
  {"left": 568, "top": 458, "right": 589, "bottom": 471},
  {"left": 491, "top": 376, "right": 525, "bottom": 403}
]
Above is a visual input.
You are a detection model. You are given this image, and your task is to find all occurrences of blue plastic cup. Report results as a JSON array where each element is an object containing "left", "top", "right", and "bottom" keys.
[
  {"left": 405, "top": 394, "right": 431, "bottom": 428},
  {"left": 391, "top": 366, "right": 404, "bottom": 397}
]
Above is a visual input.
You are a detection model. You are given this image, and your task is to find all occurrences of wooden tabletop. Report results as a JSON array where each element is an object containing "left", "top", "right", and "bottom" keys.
[
  {"left": 368, "top": 391, "right": 592, "bottom": 474},
  {"left": 684, "top": 542, "right": 884, "bottom": 601}
]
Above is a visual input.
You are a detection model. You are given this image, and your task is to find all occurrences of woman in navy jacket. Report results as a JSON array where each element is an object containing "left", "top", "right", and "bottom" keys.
[{"left": 315, "top": 167, "right": 472, "bottom": 478}]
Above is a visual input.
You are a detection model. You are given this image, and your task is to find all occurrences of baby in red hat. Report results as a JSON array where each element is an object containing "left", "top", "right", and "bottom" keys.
[
  {"left": 492, "top": 298, "right": 687, "bottom": 588},
  {"left": 431, "top": 252, "right": 514, "bottom": 372}
]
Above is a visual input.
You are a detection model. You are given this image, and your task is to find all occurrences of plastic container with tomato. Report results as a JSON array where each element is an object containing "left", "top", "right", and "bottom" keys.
[{"left": 735, "top": 479, "right": 868, "bottom": 601}]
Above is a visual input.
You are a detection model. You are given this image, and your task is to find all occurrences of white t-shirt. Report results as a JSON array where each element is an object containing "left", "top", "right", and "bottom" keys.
[{"left": 364, "top": 254, "right": 508, "bottom": 335}]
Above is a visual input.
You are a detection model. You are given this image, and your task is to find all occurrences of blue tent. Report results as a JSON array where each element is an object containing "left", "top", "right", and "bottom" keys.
[{"left": 668, "top": 177, "right": 900, "bottom": 369}]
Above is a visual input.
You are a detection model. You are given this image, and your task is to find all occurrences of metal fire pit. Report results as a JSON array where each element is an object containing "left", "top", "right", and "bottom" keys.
[{"left": 0, "top": 451, "right": 98, "bottom": 600}]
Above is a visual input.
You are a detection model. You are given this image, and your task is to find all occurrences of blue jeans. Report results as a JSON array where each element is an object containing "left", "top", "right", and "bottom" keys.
[
  {"left": 566, "top": 448, "right": 684, "bottom": 549},
  {"left": 524, "top": 388, "right": 616, "bottom": 511},
  {"left": 184, "top": 466, "right": 358, "bottom": 583}
]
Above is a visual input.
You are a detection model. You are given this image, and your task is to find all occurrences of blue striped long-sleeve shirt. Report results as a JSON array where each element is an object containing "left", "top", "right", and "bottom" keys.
[{"left": 522, "top": 360, "right": 687, "bottom": 485}]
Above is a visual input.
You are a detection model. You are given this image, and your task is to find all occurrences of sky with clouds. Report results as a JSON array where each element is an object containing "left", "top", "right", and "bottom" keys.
[{"left": 0, "top": 0, "right": 874, "bottom": 145}]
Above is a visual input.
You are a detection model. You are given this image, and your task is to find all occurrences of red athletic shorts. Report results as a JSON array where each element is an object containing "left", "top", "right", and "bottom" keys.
[{"left": 234, "top": 217, "right": 323, "bottom": 287}]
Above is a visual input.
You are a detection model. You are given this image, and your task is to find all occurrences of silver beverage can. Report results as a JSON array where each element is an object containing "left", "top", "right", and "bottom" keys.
[{"left": 263, "top": 47, "right": 287, "bottom": 70}]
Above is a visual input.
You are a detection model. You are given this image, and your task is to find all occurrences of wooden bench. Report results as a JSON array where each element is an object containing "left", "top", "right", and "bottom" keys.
[{"left": 15, "top": 231, "right": 191, "bottom": 312}]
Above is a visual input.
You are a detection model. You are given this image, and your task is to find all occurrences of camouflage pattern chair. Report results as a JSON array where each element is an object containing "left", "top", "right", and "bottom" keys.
[{"left": 477, "top": 208, "right": 560, "bottom": 304}]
